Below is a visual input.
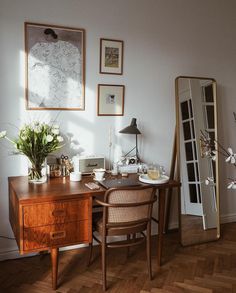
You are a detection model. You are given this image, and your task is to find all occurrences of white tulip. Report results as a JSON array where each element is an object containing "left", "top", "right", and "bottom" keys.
[
  {"left": 0, "top": 131, "right": 7, "bottom": 138},
  {"left": 57, "top": 136, "right": 64, "bottom": 142},
  {"left": 33, "top": 121, "right": 40, "bottom": 126},
  {"left": 34, "top": 126, "right": 41, "bottom": 133},
  {"left": 46, "top": 135, "right": 53, "bottom": 142},
  {"left": 52, "top": 128, "right": 60, "bottom": 135}
]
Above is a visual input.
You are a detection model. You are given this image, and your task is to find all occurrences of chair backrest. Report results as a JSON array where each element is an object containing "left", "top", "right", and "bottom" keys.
[{"left": 104, "top": 186, "right": 156, "bottom": 224}]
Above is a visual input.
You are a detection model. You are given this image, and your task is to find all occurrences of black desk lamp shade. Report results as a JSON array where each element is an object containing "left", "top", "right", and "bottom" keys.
[
  {"left": 119, "top": 118, "right": 141, "bottom": 135},
  {"left": 119, "top": 118, "right": 141, "bottom": 162}
]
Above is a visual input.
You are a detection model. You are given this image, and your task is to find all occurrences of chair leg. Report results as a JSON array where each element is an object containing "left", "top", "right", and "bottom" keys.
[
  {"left": 127, "top": 234, "right": 130, "bottom": 258},
  {"left": 102, "top": 239, "right": 107, "bottom": 291},
  {"left": 87, "top": 242, "right": 93, "bottom": 266},
  {"left": 146, "top": 222, "right": 152, "bottom": 280}
]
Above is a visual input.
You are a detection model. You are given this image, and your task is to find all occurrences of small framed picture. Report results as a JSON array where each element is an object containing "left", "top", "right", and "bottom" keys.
[
  {"left": 99, "top": 38, "right": 124, "bottom": 75},
  {"left": 97, "top": 84, "right": 125, "bottom": 116}
]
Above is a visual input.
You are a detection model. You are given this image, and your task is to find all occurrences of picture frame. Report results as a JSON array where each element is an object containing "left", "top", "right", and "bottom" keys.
[
  {"left": 25, "top": 22, "right": 85, "bottom": 110},
  {"left": 97, "top": 84, "right": 125, "bottom": 116},
  {"left": 99, "top": 38, "right": 124, "bottom": 75}
]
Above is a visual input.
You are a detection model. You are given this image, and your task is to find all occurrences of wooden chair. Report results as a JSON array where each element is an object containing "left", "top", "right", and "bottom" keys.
[{"left": 88, "top": 185, "right": 157, "bottom": 291}]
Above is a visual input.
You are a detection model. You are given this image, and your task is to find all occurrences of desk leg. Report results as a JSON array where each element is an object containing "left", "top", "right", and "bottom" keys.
[
  {"left": 158, "top": 188, "right": 166, "bottom": 267},
  {"left": 51, "top": 247, "right": 58, "bottom": 290}
]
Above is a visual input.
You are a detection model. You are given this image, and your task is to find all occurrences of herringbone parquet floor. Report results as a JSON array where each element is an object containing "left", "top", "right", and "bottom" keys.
[{"left": 1, "top": 223, "right": 236, "bottom": 292}]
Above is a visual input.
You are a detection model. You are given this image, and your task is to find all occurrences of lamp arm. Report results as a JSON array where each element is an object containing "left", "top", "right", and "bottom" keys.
[
  {"left": 123, "top": 146, "right": 136, "bottom": 157},
  {"left": 136, "top": 134, "right": 141, "bottom": 162},
  {"left": 123, "top": 134, "right": 141, "bottom": 162}
]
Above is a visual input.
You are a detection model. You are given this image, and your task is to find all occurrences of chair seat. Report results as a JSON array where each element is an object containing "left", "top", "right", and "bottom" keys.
[{"left": 94, "top": 216, "right": 148, "bottom": 236}]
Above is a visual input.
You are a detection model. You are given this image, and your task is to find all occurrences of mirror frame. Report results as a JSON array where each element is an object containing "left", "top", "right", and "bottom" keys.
[{"left": 175, "top": 75, "right": 220, "bottom": 245}]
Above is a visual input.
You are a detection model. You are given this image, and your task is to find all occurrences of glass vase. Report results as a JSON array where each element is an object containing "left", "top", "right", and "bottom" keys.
[{"left": 28, "top": 158, "right": 47, "bottom": 184}]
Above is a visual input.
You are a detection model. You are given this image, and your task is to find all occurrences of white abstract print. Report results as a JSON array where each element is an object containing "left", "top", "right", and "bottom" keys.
[{"left": 28, "top": 40, "right": 82, "bottom": 108}]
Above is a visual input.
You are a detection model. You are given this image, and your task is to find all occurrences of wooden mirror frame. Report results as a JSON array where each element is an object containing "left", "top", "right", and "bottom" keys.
[{"left": 175, "top": 76, "right": 220, "bottom": 246}]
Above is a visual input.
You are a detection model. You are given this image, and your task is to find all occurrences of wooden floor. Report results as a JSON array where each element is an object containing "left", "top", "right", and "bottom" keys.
[
  {"left": 1, "top": 223, "right": 236, "bottom": 292},
  {"left": 181, "top": 215, "right": 218, "bottom": 246}
]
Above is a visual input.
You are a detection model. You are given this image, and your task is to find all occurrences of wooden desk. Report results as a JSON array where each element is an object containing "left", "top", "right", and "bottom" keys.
[{"left": 8, "top": 175, "right": 180, "bottom": 290}]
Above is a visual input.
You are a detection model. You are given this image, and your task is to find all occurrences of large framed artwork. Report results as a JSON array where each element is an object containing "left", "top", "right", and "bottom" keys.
[
  {"left": 99, "top": 38, "right": 123, "bottom": 75},
  {"left": 25, "top": 22, "right": 85, "bottom": 110},
  {"left": 97, "top": 84, "right": 125, "bottom": 116}
]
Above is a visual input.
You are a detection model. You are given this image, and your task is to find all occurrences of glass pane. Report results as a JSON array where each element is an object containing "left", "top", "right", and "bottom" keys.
[
  {"left": 185, "top": 142, "right": 193, "bottom": 161},
  {"left": 181, "top": 101, "right": 189, "bottom": 120},
  {"left": 206, "top": 105, "right": 215, "bottom": 129},
  {"left": 197, "top": 184, "right": 201, "bottom": 203},
  {"left": 212, "top": 161, "right": 216, "bottom": 180},
  {"left": 191, "top": 120, "right": 195, "bottom": 138},
  {"left": 189, "top": 99, "right": 193, "bottom": 118},
  {"left": 187, "top": 163, "right": 195, "bottom": 181},
  {"left": 195, "top": 163, "right": 199, "bottom": 181},
  {"left": 205, "top": 84, "right": 214, "bottom": 102},
  {"left": 183, "top": 121, "right": 191, "bottom": 140},
  {"left": 208, "top": 131, "right": 215, "bottom": 141},
  {"left": 193, "top": 141, "right": 197, "bottom": 159},
  {"left": 189, "top": 184, "right": 197, "bottom": 203}
]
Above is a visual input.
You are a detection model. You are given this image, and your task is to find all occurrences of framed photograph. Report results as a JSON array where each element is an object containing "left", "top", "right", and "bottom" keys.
[
  {"left": 25, "top": 22, "right": 85, "bottom": 110},
  {"left": 99, "top": 38, "right": 123, "bottom": 75},
  {"left": 97, "top": 84, "right": 125, "bottom": 116}
]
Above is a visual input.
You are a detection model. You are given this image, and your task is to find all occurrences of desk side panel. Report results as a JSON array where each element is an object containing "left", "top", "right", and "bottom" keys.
[{"left": 9, "top": 181, "right": 21, "bottom": 250}]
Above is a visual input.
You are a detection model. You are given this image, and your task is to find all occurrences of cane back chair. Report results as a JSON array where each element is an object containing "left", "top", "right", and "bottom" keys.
[{"left": 88, "top": 185, "right": 157, "bottom": 290}]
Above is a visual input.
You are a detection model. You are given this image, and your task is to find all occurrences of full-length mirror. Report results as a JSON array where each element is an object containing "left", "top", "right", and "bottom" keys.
[{"left": 175, "top": 76, "right": 220, "bottom": 246}]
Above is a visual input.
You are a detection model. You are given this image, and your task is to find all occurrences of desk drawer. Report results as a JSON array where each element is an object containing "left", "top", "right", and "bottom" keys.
[
  {"left": 23, "top": 220, "right": 90, "bottom": 251},
  {"left": 23, "top": 199, "right": 90, "bottom": 228}
]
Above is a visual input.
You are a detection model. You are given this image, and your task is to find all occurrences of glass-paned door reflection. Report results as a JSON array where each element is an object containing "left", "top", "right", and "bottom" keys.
[
  {"left": 202, "top": 84, "right": 216, "bottom": 182},
  {"left": 201, "top": 83, "right": 217, "bottom": 228},
  {"left": 181, "top": 99, "right": 202, "bottom": 216}
]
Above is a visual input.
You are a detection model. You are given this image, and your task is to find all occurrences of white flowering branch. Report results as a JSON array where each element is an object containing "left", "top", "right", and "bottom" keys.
[{"left": 200, "top": 130, "right": 236, "bottom": 189}]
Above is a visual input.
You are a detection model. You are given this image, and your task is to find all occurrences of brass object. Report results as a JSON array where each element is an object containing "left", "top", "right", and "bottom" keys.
[
  {"left": 49, "top": 154, "right": 73, "bottom": 177},
  {"left": 49, "top": 164, "right": 62, "bottom": 177},
  {"left": 175, "top": 76, "right": 220, "bottom": 246}
]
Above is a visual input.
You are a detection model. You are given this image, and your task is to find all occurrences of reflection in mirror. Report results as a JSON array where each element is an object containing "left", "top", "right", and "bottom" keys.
[{"left": 175, "top": 76, "right": 220, "bottom": 246}]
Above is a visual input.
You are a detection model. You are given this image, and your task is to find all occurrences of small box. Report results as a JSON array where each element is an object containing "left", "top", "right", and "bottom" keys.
[
  {"left": 75, "top": 156, "right": 105, "bottom": 174},
  {"left": 118, "top": 164, "right": 139, "bottom": 174}
]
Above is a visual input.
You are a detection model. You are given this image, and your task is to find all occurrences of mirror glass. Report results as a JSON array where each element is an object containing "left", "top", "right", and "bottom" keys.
[{"left": 175, "top": 76, "right": 220, "bottom": 246}]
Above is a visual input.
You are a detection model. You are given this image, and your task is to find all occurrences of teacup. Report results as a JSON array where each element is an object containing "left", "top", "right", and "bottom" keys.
[
  {"left": 70, "top": 172, "right": 82, "bottom": 182},
  {"left": 93, "top": 168, "right": 106, "bottom": 181}
]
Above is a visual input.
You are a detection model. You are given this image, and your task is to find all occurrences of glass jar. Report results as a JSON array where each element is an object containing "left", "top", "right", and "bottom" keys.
[{"left": 147, "top": 163, "right": 161, "bottom": 180}]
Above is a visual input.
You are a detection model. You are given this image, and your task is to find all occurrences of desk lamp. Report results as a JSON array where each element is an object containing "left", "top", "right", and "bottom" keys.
[{"left": 119, "top": 118, "right": 141, "bottom": 162}]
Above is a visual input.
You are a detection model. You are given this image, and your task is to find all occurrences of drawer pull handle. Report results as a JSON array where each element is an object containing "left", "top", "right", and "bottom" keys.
[
  {"left": 52, "top": 210, "right": 65, "bottom": 217},
  {"left": 50, "top": 231, "right": 66, "bottom": 240}
]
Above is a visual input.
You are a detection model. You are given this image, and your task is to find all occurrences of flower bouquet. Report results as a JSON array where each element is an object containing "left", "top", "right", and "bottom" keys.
[{"left": 0, "top": 121, "right": 64, "bottom": 183}]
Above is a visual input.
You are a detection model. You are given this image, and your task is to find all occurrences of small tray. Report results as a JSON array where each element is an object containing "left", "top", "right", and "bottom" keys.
[{"left": 139, "top": 174, "right": 169, "bottom": 184}]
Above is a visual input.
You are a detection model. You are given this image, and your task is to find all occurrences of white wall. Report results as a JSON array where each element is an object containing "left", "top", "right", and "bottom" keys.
[{"left": 1, "top": 0, "right": 236, "bottom": 259}]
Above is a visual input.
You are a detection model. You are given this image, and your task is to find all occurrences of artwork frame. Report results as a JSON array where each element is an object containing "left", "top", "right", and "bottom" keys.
[
  {"left": 24, "top": 22, "right": 85, "bottom": 110},
  {"left": 97, "top": 84, "right": 125, "bottom": 116},
  {"left": 99, "top": 38, "right": 124, "bottom": 75}
]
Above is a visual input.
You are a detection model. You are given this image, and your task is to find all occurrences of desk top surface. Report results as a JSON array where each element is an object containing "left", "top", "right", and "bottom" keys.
[{"left": 8, "top": 174, "right": 180, "bottom": 204}]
